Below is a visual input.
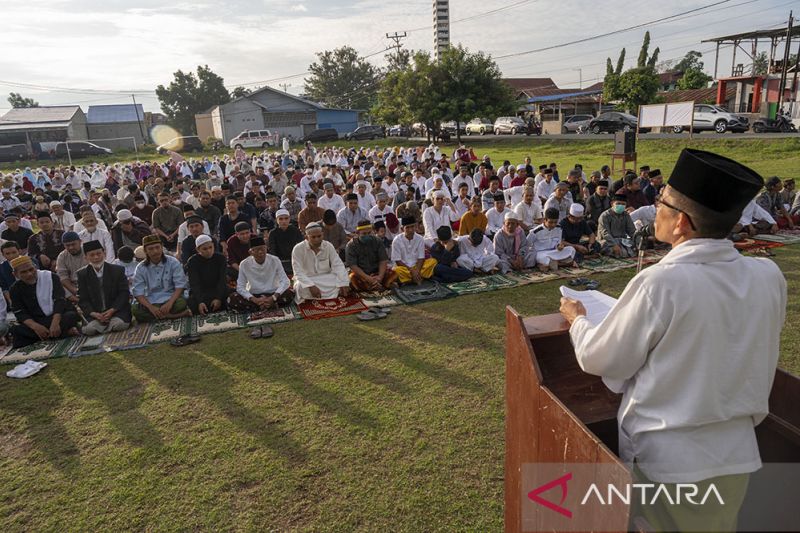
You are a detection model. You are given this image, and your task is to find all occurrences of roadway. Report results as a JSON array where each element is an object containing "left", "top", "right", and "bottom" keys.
[{"left": 398, "top": 132, "right": 799, "bottom": 142}]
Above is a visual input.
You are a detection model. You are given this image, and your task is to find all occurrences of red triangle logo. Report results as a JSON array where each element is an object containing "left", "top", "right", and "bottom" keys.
[{"left": 527, "top": 472, "right": 573, "bottom": 518}]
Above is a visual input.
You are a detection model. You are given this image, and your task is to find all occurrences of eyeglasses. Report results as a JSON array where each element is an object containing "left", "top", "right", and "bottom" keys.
[{"left": 655, "top": 194, "right": 696, "bottom": 231}]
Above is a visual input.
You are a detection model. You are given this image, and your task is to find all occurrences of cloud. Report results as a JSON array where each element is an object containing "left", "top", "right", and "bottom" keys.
[{"left": 290, "top": 4, "right": 308, "bottom": 12}]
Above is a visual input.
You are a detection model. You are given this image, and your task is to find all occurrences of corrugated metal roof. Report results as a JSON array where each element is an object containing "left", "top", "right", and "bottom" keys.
[
  {"left": 86, "top": 104, "right": 144, "bottom": 124},
  {"left": 0, "top": 105, "right": 81, "bottom": 124},
  {"left": 0, "top": 121, "right": 72, "bottom": 132}
]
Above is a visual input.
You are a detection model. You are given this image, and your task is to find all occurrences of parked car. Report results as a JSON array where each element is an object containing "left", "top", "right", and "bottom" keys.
[
  {"left": 345, "top": 125, "right": 385, "bottom": 140},
  {"left": 229, "top": 129, "right": 280, "bottom": 149},
  {"left": 0, "top": 144, "right": 29, "bottom": 162},
  {"left": 562, "top": 114, "right": 594, "bottom": 134},
  {"left": 54, "top": 141, "right": 112, "bottom": 157},
  {"left": 465, "top": 118, "right": 494, "bottom": 136},
  {"left": 671, "top": 105, "right": 749, "bottom": 134},
  {"left": 493, "top": 116, "right": 528, "bottom": 135},
  {"left": 587, "top": 112, "right": 640, "bottom": 134},
  {"left": 387, "top": 125, "right": 410, "bottom": 137},
  {"left": 302, "top": 128, "right": 339, "bottom": 143},
  {"left": 156, "top": 136, "right": 204, "bottom": 153},
  {"left": 440, "top": 121, "right": 466, "bottom": 136}
]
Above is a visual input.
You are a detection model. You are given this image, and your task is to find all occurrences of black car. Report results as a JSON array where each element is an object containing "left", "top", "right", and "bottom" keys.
[
  {"left": 156, "top": 136, "right": 204, "bottom": 153},
  {"left": 0, "top": 144, "right": 29, "bottom": 163},
  {"left": 345, "top": 125, "right": 385, "bottom": 140},
  {"left": 54, "top": 141, "right": 113, "bottom": 157},
  {"left": 302, "top": 128, "right": 339, "bottom": 143},
  {"left": 587, "top": 112, "right": 643, "bottom": 134}
]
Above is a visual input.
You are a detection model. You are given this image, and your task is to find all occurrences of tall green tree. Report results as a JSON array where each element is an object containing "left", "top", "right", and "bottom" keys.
[
  {"left": 155, "top": 65, "right": 230, "bottom": 134},
  {"left": 603, "top": 48, "right": 626, "bottom": 102},
  {"left": 603, "top": 33, "right": 661, "bottom": 111},
  {"left": 372, "top": 47, "right": 516, "bottom": 142},
  {"left": 7, "top": 92, "right": 39, "bottom": 108},
  {"left": 753, "top": 51, "right": 769, "bottom": 75},
  {"left": 231, "top": 86, "right": 252, "bottom": 99},
  {"left": 304, "top": 46, "right": 381, "bottom": 110},
  {"left": 637, "top": 31, "right": 660, "bottom": 69}
]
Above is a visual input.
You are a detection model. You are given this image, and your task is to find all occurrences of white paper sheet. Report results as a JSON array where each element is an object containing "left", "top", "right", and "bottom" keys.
[{"left": 559, "top": 286, "right": 618, "bottom": 326}]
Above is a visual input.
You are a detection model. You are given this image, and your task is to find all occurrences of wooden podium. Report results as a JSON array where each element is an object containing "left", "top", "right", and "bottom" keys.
[{"left": 505, "top": 308, "right": 800, "bottom": 533}]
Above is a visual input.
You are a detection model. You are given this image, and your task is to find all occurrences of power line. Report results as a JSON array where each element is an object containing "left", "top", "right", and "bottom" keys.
[{"left": 494, "top": 0, "right": 738, "bottom": 59}]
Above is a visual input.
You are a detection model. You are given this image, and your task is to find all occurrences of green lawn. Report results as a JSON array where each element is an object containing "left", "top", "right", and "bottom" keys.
[
  {"left": 0, "top": 245, "right": 797, "bottom": 532},
  {"left": 3, "top": 137, "right": 800, "bottom": 179}
]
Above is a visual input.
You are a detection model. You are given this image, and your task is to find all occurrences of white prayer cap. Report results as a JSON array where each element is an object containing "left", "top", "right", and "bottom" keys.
[
  {"left": 305, "top": 222, "right": 323, "bottom": 233},
  {"left": 517, "top": 164, "right": 527, "bottom": 170},
  {"left": 276, "top": 208, "right": 290, "bottom": 218},
  {"left": 434, "top": 190, "right": 447, "bottom": 199},
  {"left": 284, "top": 186, "right": 295, "bottom": 194},
  {"left": 195, "top": 234, "right": 213, "bottom": 247},
  {"left": 50, "top": 200, "right": 62, "bottom": 207},
  {"left": 431, "top": 168, "right": 440, "bottom": 174},
  {"left": 356, "top": 180, "right": 368, "bottom": 188},
  {"left": 211, "top": 185, "right": 222, "bottom": 192},
  {"left": 117, "top": 209, "right": 133, "bottom": 221},
  {"left": 569, "top": 203, "right": 585, "bottom": 217},
  {"left": 504, "top": 211, "right": 520, "bottom": 221}
]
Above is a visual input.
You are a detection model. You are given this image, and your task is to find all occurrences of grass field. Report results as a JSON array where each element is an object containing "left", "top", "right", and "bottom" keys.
[
  {"left": 3, "top": 136, "right": 800, "bottom": 179},
  {"left": 0, "top": 137, "right": 797, "bottom": 531},
  {"left": 0, "top": 244, "right": 797, "bottom": 532}
]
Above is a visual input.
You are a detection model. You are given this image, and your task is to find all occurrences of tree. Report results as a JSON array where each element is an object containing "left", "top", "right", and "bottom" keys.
[
  {"left": 155, "top": 65, "right": 230, "bottom": 134},
  {"left": 386, "top": 48, "right": 412, "bottom": 72},
  {"left": 636, "top": 31, "right": 660, "bottom": 69},
  {"left": 304, "top": 46, "right": 381, "bottom": 110},
  {"left": 603, "top": 48, "right": 625, "bottom": 102},
  {"left": 677, "top": 67, "right": 712, "bottom": 90},
  {"left": 674, "top": 50, "right": 705, "bottom": 73},
  {"left": 231, "top": 86, "right": 252, "bottom": 99},
  {"left": 617, "top": 67, "right": 662, "bottom": 111},
  {"left": 7, "top": 92, "right": 39, "bottom": 108},
  {"left": 372, "top": 46, "right": 516, "bottom": 142},
  {"left": 753, "top": 51, "right": 769, "bottom": 75}
]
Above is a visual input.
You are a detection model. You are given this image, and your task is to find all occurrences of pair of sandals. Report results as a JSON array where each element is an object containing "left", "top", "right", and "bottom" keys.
[
  {"left": 170, "top": 334, "right": 201, "bottom": 347},
  {"left": 357, "top": 307, "right": 392, "bottom": 321},
  {"left": 568, "top": 278, "right": 600, "bottom": 290},
  {"left": 250, "top": 325, "right": 274, "bottom": 339}
]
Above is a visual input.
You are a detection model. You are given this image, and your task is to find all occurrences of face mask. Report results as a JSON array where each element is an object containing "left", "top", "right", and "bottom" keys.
[
  {"left": 613, "top": 204, "right": 625, "bottom": 214},
  {"left": 173, "top": 199, "right": 182, "bottom": 206},
  {"left": 136, "top": 202, "right": 145, "bottom": 209}
]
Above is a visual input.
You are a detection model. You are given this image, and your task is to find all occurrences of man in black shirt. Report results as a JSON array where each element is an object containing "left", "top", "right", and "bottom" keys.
[
  {"left": 195, "top": 190, "right": 221, "bottom": 236},
  {"left": 345, "top": 220, "right": 398, "bottom": 291},
  {"left": 186, "top": 235, "right": 228, "bottom": 315},
  {"left": 218, "top": 195, "right": 251, "bottom": 253},
  {"left": 1, "top": 214, "right": 34, "bottom": 253},
  {"left": 559, "top": 204, "right": 599, "bottom": 264},
  {"left": 267, "top": 208, "right": 303, "bottom": 275}
]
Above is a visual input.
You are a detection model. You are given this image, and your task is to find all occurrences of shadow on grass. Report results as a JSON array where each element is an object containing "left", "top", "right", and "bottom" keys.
[
  {"left": 129, "top": 350, "right": 309, "bottom": 464},
  {"left": 57, "top": 354, "right": 164, "bottom": 450},
  {"left": 208, "top": 343, "right": 383, "bottom": 431},
  {"left": 0, "top": 372, "right": 80, "bottom": 474}
]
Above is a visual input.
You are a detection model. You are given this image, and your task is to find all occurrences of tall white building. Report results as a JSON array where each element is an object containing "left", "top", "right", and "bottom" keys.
[{"left": 433, "top": 0, "right": 450, "bottom": 61}]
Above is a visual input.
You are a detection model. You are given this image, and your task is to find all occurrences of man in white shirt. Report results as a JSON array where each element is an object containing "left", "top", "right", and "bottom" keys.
[
  {"left": 77, "top": 212, "right": 115, "bottom": 263},
  {"left": 50, "top": 201, "right": 76, "bottom": 232},
  {"left": 457, "top": 228, "right": 500, "bottom": 273},
  {"left": 514, "top": 187, "right": 543, "bottom": 233},
  {"left": 422, "top": 191, "right": 458, "bottom": 246},
  {"left": 484, "top": 193, "right": 512, "bottom": 238},
  {"left": 732, "top": 198, "right": 778, "bottom": 237},
  {"left": 391, "top": 216, "right": 437, "bottom": 285},
  {"left": 451, "top": 165, "right": 474, "bottom": 197},
  {"left": 291, "top": 223, "right": 350, "bottom": 303},
  {"left": 318, "top": 182, "right": 345, "bottom": 213},
  {"left": 543, "top": 181, "right": 573, "bottom": 222},
  {"left": 560, "top": 149, "right": 787, "bottom": 532},
  {"left": 229, "top": 236, "right": 294, "bottom": 312},
  {"left": 355, "top": 181, "right": 376, "bottom": 213},
  {"left": 535, "top": 168, "right": 557, "bottom": 204},
  {"left": 504, "top": 177, "right": 535, "bottom": 209}
]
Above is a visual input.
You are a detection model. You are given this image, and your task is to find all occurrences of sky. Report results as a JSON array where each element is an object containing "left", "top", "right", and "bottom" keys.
[{"left": 0, "top": 0, "right": 796, "bottom": 114}]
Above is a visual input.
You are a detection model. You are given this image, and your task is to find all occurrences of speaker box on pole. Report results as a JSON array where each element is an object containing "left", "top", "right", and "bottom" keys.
[{"left": 614, "top": 131, "right": 636, "bottom": 154}]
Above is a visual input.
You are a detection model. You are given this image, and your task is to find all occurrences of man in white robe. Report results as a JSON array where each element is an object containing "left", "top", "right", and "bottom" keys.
[
  {"left": 457, "top": 229, "right": 500, "bottom": 273},
  {"left": 527, "top": 207, "right": 576, "bottom": 271},
  {"left": 560, "top": 148, "right": 787, "bottom": 533},
  {"left": 292, "top": 222, "right": 350, "bottom": 303}
]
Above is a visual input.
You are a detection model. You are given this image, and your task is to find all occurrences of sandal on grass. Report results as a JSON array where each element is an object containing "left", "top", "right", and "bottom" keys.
[
  {"left": 250, "top": 327, "right": 263, "bottom": 339},
  {"left": 584, "top": 280, "right": 600, "bottom": 290},
  {"left": 357, "top": 311, "right": 387, "bottom": 321},
  {"left": 171, "top": 335, "right": 199, "bottom": 347}
]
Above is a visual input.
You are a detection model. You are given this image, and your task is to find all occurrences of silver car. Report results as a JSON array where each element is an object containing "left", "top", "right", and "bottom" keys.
[
  {"left": 562, "top": 114, "right": 594, "bottom": 134},
  {"left": 493, "top": 116, "right": 528, "bottom": 135}
]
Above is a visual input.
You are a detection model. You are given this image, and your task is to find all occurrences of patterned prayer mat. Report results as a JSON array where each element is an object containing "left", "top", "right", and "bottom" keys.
[
  {"left": 298, "top": 295, "right": 368, "bottom": 320},
  {"left": 505, "top": 270, "right": 561, "bottom": 286},
  {"left": 0, "top": 337, "right": 75, "bottom": 365},
  {"left": 447, "top": 274, "right": 519, "bottom": 295},
  {"left": 393, "top": 281, "right": 457, "bottom": 305},
  {"left": 360, "top": 292, "right": 403, "bottom": 308},
  {"left": 68, "top": 324, "right": 152, "bottom": 357},
  {"left": 754, "top": 232, "right": 800, "bottom": 245},
  {"left": 149, "top": 318, "right": 191, "bottom": 344},
  {"left": 734, "top": 238, "right": 786, "bottom": 253},
  {"left": 247, "top": 305, "right": 299, "bottom": 325},
  {"left": 579, "top": 255, "right": 634, "bottom": 272}
]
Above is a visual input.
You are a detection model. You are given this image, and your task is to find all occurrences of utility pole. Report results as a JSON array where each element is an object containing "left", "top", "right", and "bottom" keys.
[
  {"left": 385, "top": 31, "right": 407, "bottom": 56},
  {"left": 131, "top": 94, "right": 145, "bottom": 142},
  {"left": 279, "top": 83, "right": 291, "bottom": 93},
  {"left": 573, "top": 68, "right": 583, "bottom": 89},
  {"left": 777, "top": 11, "right": 793, "bottom": 112}
]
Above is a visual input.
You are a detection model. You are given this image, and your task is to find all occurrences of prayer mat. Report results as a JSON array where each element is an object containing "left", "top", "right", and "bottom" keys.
[
  {"left": 754, "top": 232, "right": 800, "bottom": 245},
  {"left": 298, "top": 295, "right": 368, "bottom": 320},
  {"left": 247, "top": 305, "right": 299, "bottom": 325},
  {"left": 358, "top": 291, "right": 402, "bottom": 308},
  {"left": 393, "top": 281, "right": 456, "bottom": 305},
  {"left": 148, "top": 318, "right": 190, "bottom": 344},
  {"left": 447, "top": 274, "right": 519, "bottom": 295},
  {"left": 505, "top": 270, "right": 561, "bottom": 285},
  {"left": 733, "top": 238, "right": 785, "bottom": 253},
  {"left": 68, "top": 324, "right": 152, "bottom": 357},
  {"left": 0, "top": 337, "right": 76, "bottom": 365},
  {"left": 189, "top": 311, "right": 248, "bottom": 336},
  {"left": 558, "top": 266, "right": 591, "bottom": 277},
  {"left": 580, "top": 255, "right": 633, "bottom": 272}
]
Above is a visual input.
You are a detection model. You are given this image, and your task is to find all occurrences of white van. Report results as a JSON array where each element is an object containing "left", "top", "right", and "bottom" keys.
[{"left": 229, "top": 129, "right": 280, "bottom": 149}]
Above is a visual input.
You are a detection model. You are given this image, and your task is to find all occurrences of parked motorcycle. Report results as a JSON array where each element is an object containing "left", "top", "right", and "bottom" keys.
[{"left": 752, "top": 111, "right": 797, "bottom": 133}]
